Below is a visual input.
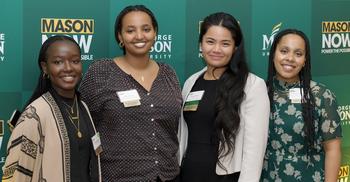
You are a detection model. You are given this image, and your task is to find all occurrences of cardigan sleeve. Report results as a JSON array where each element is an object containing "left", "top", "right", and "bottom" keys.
[
  {"left": 2, "top": 105, "right": 43, "bottom": 182},
  {"left": 238, "top": 75, "right": 270, "bottom": 182}
]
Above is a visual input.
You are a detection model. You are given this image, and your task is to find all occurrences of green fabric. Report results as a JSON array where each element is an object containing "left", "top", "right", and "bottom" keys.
[{"left": 261, "top": 78, "right": 342, "bottom": 182}]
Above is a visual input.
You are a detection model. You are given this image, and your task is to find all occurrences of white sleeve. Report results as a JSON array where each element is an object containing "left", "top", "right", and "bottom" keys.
[{"left": 238, "top": 76, "right": 270, "bottom": 182}]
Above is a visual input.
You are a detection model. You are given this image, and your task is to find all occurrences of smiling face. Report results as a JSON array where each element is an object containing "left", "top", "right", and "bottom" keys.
[
  {"left": 41, "top": 40, "right": 82, "bottom": 98},
  {"left": 201, "top": 25, "right": 236, "bottom": 70},
  {"left": 273, "top": 33, "right": 306, "bottom": 83},
  {"left": 118, "top": 11, "right": 156, "bottom": 57}
]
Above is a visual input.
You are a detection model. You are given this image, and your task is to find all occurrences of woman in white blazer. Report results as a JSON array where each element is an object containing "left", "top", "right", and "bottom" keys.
[{"left": 178, "top": 12, "right": 269, "bottom": 182}]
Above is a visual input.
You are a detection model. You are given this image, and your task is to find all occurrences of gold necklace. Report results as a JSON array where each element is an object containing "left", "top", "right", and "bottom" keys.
[
  {"left": 64, "top": 97, "right": 82, "bottom": 138},
  {"left": 62, "top": 98, "right": 76, "bottom": 116},
  {"left": 122, "top": 57, "right": 150, "bottom": 82}
]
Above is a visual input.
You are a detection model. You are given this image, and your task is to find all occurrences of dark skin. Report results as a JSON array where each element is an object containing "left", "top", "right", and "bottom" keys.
[
  {"left": 41, "top": 40, "right": 82, "bottom": 98},
  {"left": 115, "top": 11, "right": 158, "bottom": 92}
]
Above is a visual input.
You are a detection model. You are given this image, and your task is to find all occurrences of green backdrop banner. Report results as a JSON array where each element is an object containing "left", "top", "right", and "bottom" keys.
[{"left": 0, "top": 0, "right": 349, "bottom": 180}]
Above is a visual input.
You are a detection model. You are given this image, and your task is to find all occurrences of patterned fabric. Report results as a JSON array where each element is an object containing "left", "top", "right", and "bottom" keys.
[
  {"left": 260, "top": 78, "right": 342, "bottom": 182},
  {"left": 20, "top": 136, "right": 38, "bottom": 159},
  {"left": 44, "top": 92, "right": 71, "bottom": 181},
  {"left": 80, "top": 59, "right": 182, "bottom": 182},
  {"left": 3, "top": 105, "right": 42, "bottom": 182},
  {"left": 2, "top": 92, "right": 101, "bottom": 182}
]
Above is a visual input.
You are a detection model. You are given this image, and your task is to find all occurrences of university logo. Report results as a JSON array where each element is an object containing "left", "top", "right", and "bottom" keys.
[
  {"left": 150, "top": 34, "right": 172, "bottom": 60},
  {"left": 262, "top": 22, "right": 282, "bottom": 56},
  {"left": 338, "top": 165, "right": 349, "bottom": 182},
  {"left": 0, "top": 33, "right": 5, "bottom": 62},
  {"left": 41, "top": 18, "right": 95, "bottom": 61},
  {"left": 321, "top": 21, "right": 350, "bottom": 54},
  {"left": 338, "top": 105, "right": 350, "bottom": 125}
]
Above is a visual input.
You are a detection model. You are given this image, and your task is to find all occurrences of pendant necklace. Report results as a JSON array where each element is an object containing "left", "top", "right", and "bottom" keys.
[{"left": 64, "top": 96, "right": 82, "bottom": 138}]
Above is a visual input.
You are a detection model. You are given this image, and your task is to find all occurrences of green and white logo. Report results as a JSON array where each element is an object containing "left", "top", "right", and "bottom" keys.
[{"left": 262, "top": 22, "right": 282, "bottom": 56}]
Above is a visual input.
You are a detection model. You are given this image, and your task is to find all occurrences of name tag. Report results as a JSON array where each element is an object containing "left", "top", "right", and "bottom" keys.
[
  {"left": 289, "top": 88, "right": 303, "bottom": 103},
  {"left": 91, "top": 132, "right": 103, "bottom": 156},
  {"left": 117, "top": 89, "right": 141, "bottom": 107},
  {"left": 183, "top": 90, "right": 205, "bottom": 111}
]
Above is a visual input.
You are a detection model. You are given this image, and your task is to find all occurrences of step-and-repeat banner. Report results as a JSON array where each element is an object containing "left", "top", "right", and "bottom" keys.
[{"left": 1, "top": 0, "right": 349, "bottom": 180}]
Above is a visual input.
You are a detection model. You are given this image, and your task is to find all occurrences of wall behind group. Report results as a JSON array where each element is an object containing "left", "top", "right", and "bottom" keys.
[{"left": 0, "top": 0, "right": 349, "bottom": 180}]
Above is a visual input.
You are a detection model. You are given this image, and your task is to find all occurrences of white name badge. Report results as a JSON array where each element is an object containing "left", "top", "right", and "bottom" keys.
[
  {"left": 185, "top": 90, "right": 205, "bottom": 102},
  {"left": 117, "top": 89, "right": 141, "bottom": 107},
  {"left": 289, "top": 88, "right": 303, "bottom": 103},
  {"left": 91, "top": 132, "right": 103, "bottom": 156}
]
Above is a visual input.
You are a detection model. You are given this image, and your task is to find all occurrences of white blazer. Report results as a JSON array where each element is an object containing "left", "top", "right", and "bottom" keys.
[{"left": 178, "top": 67, "right": 270, "bottom": 182}]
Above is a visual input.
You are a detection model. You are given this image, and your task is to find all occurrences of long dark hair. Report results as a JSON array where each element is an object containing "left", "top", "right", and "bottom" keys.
[
  {"left": 23, "top": 35, "right": 81, "bottom": 110},
  {"left": 114, "top": 5, "right": 158, "bottom": 55},
  {"left": 267, "top": 29, "right": 315, "bottom": 150},
  {"left": 199, "top": 12, "right": 249, "bottom": 169}
]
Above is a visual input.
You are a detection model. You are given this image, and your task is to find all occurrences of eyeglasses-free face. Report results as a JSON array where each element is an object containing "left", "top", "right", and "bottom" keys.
[
  {"left": 201, "top": 25, "right": 236, "bottom": 71},
  {"left": 118, "top": 11, "right": 156, "bottom": 57},
  {"left": 273, "top": 34, "right": 306, "bottom": 83},
  {"left": 41, "top": 40, "right": 82, "bottom": 98}
]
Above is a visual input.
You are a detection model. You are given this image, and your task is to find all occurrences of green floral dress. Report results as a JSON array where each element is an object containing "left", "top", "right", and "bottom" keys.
[{"left": 260, "top": 78, "right": 342, "bottom": 182}]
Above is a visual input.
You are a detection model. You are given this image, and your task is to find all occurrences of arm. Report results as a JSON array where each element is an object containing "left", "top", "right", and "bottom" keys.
[
  {"left": 317, "top": 87, "right": 342, "bottom": 182},
  {"left": 323, "top": 138, "right": 341, "bottom": 182},
  {"left": 239, "top": 76, "right": 270, "bottom": 182},
  {"left": 79, "top": 60, "right": 108, "bottom": 125},
  {"left": 79, "top": 61, "right": 101, "bottom": 113},
  {"left": 2, "top": 106, "right": 41, "bottom": 182},
  {"left": 177, "top": 75, "right": 194, "bottom": 165}
]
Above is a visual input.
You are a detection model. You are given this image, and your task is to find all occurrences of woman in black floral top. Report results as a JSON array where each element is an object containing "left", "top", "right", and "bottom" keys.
[{"left": 260, "top": 29, "right": 342, "bottom": 182}]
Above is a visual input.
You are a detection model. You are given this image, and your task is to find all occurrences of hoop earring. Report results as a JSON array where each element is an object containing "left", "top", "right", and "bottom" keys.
[
  {"left": 119, "top": 42, "right": 124, "bottom": 47},
  {"left": 43, "top": 73, "right": 49, "bottom": 79}
]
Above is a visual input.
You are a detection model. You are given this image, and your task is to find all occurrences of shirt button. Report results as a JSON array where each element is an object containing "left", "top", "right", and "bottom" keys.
[
  {"left": 152, "top": 133, "right": 155, "bottom": 136},
  {"left": 150, "top": 104, "right": 154, "bottom": 107},
  {"left": 147, "top": 93, "right": 150, "bottom": 96},
  {"left": 154, "top": 147, "right": 157, "bottom": 150},
  {"left": 155, "top": 161, "right": 158, "bottom": 164},
  {"left": 151, "top": 118, "right": 154, "bottom": 121}
]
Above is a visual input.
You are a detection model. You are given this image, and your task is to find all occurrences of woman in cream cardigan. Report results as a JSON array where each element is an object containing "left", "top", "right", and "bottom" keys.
[
  {"left": 2, "top": 35, "right": 101, "bottom": 182},
  {"left": 178, "top": 12, "right": 269, "bottom": 182}
]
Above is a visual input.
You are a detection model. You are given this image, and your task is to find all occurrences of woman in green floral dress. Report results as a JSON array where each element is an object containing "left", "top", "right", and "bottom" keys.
[{"left": 260, "top": 29, "right": 342, "bottom": 182}]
